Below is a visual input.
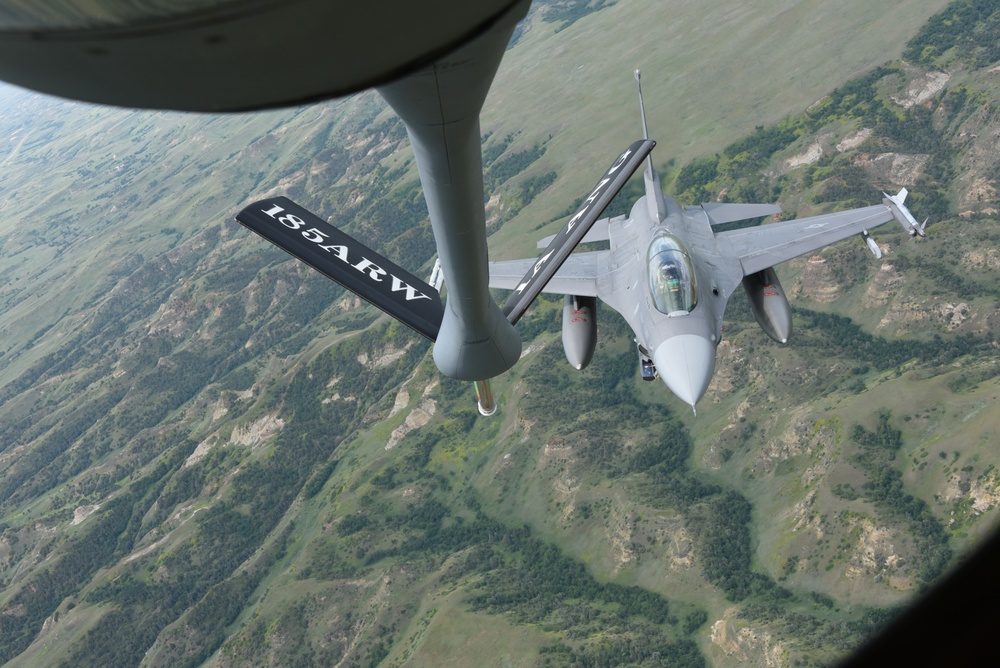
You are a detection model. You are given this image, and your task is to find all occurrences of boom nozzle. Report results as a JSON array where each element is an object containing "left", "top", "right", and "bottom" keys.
[{"left": 474, "top": 379, "right": 497, "bottom": 416}]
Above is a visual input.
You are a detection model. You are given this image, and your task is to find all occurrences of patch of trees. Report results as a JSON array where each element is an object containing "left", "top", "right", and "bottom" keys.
[
  {"left": 71, "top": 523, "right": 294, "bottom": 668},
  {"left": 807, "top": 66, "right": 902, "bottom": 130},
  {"left": 0, "top": 450, "right": 189, "bottom": 664},
  {"left": 359, "top": 178, "right": 430, "bottom": 257},
  {"left": 202, "top": 249, "right": 275, "bottom": 292},
  {"left": 851, "top": 410, "right": 903, "bottom": 454},
  {"left": 466, "top": 521, "right": 701, "bottom": 666},
  {"left": 541, "top": 0, "right": 618, "bottom": 33},
  {"left": 520, "top": 343, "right": 646, "bottom": 426},
  {"left": 0, "top": 381, "right": 130, "bottom": 509},
  {"left": 508, "top": 294, "right": 560, "bottom": 341},
  {"left": 54, "top": 330, "right": 401, "bottom": 665},
  {"left": 628, "top": 422, "right": 723, "bottom": 508},
  {"left": 725, "top": 125, "right": 799, "bottom": 173},
  {"left": 303, "top": 458, "right": 340, "bottom": 499},
  {"left": 793, "top": 308, "right": 990, "bottom": 372},
  {"left": 850, "top": 411, "right": 953, "bottom": 583},
  {"left": 601, "top": 176, "right": 647, "bottom": 219},
  {"left": 482, "top": 131, "right": 516, "bottom": 169},
  {"left": 674, "top": 156, "right": 720, "bottom": 204},
  {"left": 903, "top": 0, "right": 1000, "bottom": 68},
  {"left": 485, "top": 144, "right": 547, "bottom": 196},
  {"left": 811, "top": 160, "right": 876, "bottom": 207},
  {"left": 219, "top": 594, "right": 348, "bottom": 667},
  {"left": 326, "top": 472, "right": 704, "bottom": 664},
  {"left": 515, "top": 171, "right": 559, "bottom": 210},
  {"left": 907, "top": 255, "right": 1000, "bottom": 298},
  {"left": 669, "top": 57, "right": 967, "bottom": 223},
  {"left": 689, "top": 493, "right": 792, "bottom": 604}
]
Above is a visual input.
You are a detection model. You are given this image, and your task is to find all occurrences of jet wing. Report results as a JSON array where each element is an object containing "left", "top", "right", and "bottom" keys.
[
  {"left": 489, "top": 251, "right": 605, "bottom": 297},
  {"left": 715, "top": 204, "right": 893, "bottom": 276}
]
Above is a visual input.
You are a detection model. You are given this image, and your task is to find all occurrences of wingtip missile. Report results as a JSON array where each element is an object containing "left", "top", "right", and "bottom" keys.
[{"left": 882, "top": 188, "right": 927, "bottom": 238}]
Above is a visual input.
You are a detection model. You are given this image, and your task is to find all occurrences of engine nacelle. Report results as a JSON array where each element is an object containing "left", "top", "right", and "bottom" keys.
[
  {"left": 562, "top": 295, "right": 597, "bottom": 370},
  {"left": 742, "top": 267, "right": 791, "bottom": 344}
]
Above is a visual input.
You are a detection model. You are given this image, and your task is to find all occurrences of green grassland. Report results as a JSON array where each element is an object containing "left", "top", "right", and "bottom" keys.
[
  {"left": 483, "top": 0, "right": 954, "bottom": 259},
  {"left": 2, "top": 0, "right": 1000, "bottom": 666}
]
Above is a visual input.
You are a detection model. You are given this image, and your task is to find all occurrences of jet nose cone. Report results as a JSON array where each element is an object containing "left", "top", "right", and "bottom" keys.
[{"left": 653, "top": 335, "right": 716, "bottom": 411}]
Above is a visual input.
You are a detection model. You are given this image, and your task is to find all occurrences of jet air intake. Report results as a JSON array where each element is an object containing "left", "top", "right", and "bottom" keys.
[
  {"left": 562, "top": 295, "right": 597, "bottom": 370},
  {"left": 742, "top": 267, "right": 792, "bottom": 344}
]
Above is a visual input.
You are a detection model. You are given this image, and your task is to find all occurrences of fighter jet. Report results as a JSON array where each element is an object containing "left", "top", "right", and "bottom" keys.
[
  {"left": 3, "top": 0, "right": 925, "bottom": 416},
  {"left": 4, "top": 7, "right": 992, "bottom": 662},
  {"left": 488, "top": 70, "right": 928, "bottom": 412}
]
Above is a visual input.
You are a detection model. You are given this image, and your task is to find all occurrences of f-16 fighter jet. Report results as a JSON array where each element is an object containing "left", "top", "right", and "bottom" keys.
[{"left": 488, "top": 71, "right": 927, "bottom": 412}]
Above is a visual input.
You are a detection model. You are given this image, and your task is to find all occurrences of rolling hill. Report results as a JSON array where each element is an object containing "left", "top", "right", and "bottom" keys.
[{"left": 1, "top": 1, "right": 997, "bottom": 666}]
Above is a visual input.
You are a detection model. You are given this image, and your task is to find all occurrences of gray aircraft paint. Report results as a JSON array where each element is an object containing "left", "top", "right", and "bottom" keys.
[
  {"left": 491, "top": 160, "right": 924, "bottom": 410},
  {"left": 376, "top": 0, "right": 531, "bottom": 381},
  {"left": 0, "top": 0, "right": 526, "bottom": 111}
]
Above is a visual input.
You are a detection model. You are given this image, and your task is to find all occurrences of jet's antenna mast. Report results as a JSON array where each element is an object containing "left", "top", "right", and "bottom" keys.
[{"left": 634, "top": 69, "right": 654, "bottom": 175}]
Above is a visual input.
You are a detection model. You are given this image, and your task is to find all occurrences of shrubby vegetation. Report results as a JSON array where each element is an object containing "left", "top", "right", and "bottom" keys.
[
  {"left": 540, "top": 0, "right": 618, "bottom": 33},
  {"left": 903, "top": 0, "right": 1000, "bottom": 67},
  {"left": 672, "top": 59, "right": 961, "bottom": 221},
  {"left": 793, "top": 307, "right": 990, "bottom": 372},
  {"left": 3, "top": 2, "right": 1000, "bottom": 664},
  {"left": 851, "top": 412, "right": 952, "bottom": 583}
]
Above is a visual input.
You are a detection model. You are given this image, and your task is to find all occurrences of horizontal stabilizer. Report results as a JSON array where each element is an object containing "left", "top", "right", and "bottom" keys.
[
  {"left": 502, "top": 139, "right": 654, "bottom": 324},
  {"left": 236, "top": 196, "right": 444, "bottom": 340},
  {"left": 490, "top": 251, "right": 603, "bottom": 296},
  {"left": 536, "top": 216, "right": 620, "bottom": 248},
  {"left": 702, "top": 202, "right": 782, "bottom": 225}
]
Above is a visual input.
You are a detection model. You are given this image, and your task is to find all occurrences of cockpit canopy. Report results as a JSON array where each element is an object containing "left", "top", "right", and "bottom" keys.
[{"left": 647, "top": 231, "right": 697, "bottom": 315}]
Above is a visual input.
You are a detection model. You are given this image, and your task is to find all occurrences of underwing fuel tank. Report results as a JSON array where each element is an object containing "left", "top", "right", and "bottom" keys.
[
  {"left": 742, "top": 267, "right": 792, "bottom": 344},
  {"left": 562, "top": 295, "right": 597, "bottom": 370}
]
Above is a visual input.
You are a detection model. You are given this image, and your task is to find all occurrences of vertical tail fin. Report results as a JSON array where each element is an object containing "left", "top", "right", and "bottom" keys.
[{"left": 634, "top": 69, "right": 666, "bottom": 222}]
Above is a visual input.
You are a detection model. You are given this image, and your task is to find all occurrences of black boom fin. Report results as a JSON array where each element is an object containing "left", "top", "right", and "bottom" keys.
[
  {"left": 501, "top": 139, "right": 654, "bottom": 324},
  {"left": 236, "top": 196, "right": 444, "bottom": 340}
]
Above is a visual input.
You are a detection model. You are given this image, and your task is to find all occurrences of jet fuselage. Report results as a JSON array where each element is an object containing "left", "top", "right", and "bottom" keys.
[{"left": 599, "top": 184, "right": 741, "bottom": 409}]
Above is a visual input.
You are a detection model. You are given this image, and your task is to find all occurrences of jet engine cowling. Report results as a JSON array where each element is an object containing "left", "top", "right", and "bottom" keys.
[
  {"left": 742, "top": 267, "right": 791, "bottom": 344},
  {"left": 562, "top": 295, "right": 597, "bottom": 370}
]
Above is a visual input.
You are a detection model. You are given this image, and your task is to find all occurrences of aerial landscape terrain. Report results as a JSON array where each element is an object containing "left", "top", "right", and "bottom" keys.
[{"left": 2, "top": 0, "right": 1000, "bottom": 665}]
